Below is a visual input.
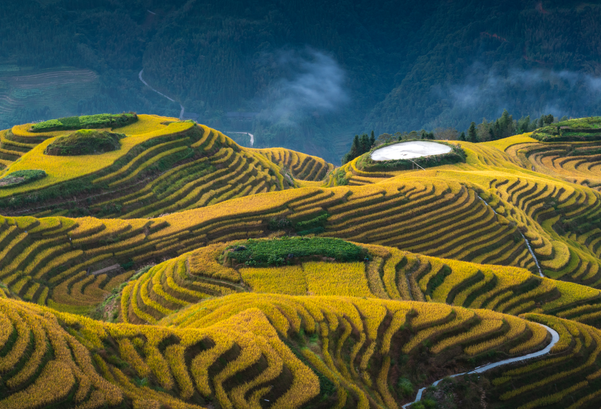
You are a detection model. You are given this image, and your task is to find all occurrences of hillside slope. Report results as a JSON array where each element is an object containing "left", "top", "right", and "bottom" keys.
[
  {"left": 3, "top": 116, "right": 601, "bottom": 407},
  {"left": 0, "top": 115, "right": 333, "bottom": 218},
  {"left": 0, "top": 291, "right": 566, "bottom": 409}
]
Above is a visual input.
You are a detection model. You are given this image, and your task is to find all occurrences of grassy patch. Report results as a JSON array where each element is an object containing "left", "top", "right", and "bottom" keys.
[
  {"left": 0, "top": 117, "right": 195, "bottom": 199},
  {"left": 333, "top": 168, "right": 349, "bottom": 185},
  {"left": 45, "top": 130, "right": 123, "bottom": 156},
  {"left": 30, "top": 113, "right": 137, "bottom": 132},
  {"left": 225, "top": 236, "right": 367, "bottom": 266},
  {"left": 295, "top": 212, "right": 329, "bottom": 235},
  {"left": 0, "top": 169, "right": 46, "bottom": 188},
  {"left": 532, "top": 117, "right": 601, "bottom": 142}
]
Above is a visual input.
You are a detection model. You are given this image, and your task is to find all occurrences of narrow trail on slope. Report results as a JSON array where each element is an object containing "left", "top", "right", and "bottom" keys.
[
  {"left": 139, "top": 69, "right": 255, "bottom": 146},
  {"left": 225, "top": 131, "right": 254, "bottom": 147},
  {"left": 402, "top": 323, "right": 560, "bottom": 408},
  {"left": 477, "top": 194, "right": 544, "bottom": 277},
  {"left": 139, "top": 69, "right": 185, "bottom": 120}
]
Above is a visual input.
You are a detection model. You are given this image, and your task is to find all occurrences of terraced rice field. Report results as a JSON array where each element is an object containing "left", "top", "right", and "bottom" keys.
[
  {"left": 505, "top": 140, "right": 601, "bottom": 191},
  {"left": 0, "top": 292, "right": 564, "bottom": 409},
  {"left": 2, "top": 115, "right": 601, "bottom": 408},
  {"left": 118, "top": 241, "right": 601, "bottom": 328},
  {"left": 256, "top": 147, "right": 334, "bottom": 181},
  {"left": 0, "top": 117, "right": 302, "bottom": 217}
]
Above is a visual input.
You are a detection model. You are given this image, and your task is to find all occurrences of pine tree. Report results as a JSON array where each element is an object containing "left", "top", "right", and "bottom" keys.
[
  {"left": 468, "top": 122, "right": 478, "bottom": 143},
  {"left": 459, "top": 132, "right": 466, "bottom": 141},
  {"left": 342, "top": 135, "right": 360, "bottom": 164},
  {"left": 496, "top": 109, "right": 515, "bottom": 138},
  {"left": 359, "top": 134, "right": 371, "bottom": 154},
  {"left": 494, "top": 121, "right": 501, "bottom": 140},
  {"left": 369, "top": 131, "right": 375, "bottom": 148},
  {"left": 518, "top": 115, "right": 530, "bottom": 133},
  {"left": 350, "top": 135, "right": 359, "bottom": 156},
  {"left": 500, "top": 109, "right": 510, "bottom": 128}
]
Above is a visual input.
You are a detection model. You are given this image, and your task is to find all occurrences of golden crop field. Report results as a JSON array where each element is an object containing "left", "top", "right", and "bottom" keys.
[
  {"left": 3, "top": 115, "right": 601, "bottom": 408},
  {"left": 0, "top": 117, "right": 315, "bottom": 218}
]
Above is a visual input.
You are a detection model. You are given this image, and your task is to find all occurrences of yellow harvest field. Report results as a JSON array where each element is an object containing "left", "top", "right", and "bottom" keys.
[{"left": 1, "top": 114, "right": 601, "bottom": 409}]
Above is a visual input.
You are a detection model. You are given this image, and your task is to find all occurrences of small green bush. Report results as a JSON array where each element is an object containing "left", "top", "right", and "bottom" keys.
[
  {"left": 268, "top": 217, "right": 292, "bottom": 230},
  {"left": 334, "top": 169, "right": 349, "bottom": 185},
  {"left": 0, "top": 170, "right": 47, "bottom": 188},
  {"left": 294, "top": 212, "right": 329, "bottom": 231},
  {"left": 225, "top": 237, "right": 367, "bottom": 266},
  {"left": 422, "top": 398, "right": 437, "bottom": 409},
  {"left": 397, "top": 377, "right": 414, "bottom": 397},
  {"left": 45, "top": 130, "right": 123, "bottom": 156}
]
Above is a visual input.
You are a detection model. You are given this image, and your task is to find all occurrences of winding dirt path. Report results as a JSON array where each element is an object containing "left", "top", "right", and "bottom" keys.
[
  {"left": 138, "top": 69, "right": 256, "bottom": 146},
  {"left": 477, "top": 194, "right": 544, "bottom": 277},
  {"left": 402, "top": 323, "right": 560, "bottom": 408},
  {"left": 139, "top": 69, "right": 185, "bottom": 120},
  {"left": 225, "top": 131, "right": 254, "bottom": 147}
]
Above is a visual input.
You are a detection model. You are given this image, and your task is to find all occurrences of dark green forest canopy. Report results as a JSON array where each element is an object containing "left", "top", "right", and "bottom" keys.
[{"left": 1, "top": 0, "right": 601, "bottom": 162}]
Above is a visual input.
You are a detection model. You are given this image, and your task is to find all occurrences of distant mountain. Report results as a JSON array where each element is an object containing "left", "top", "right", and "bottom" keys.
[{"left": 1, "top": 0, "right": 600, "bottom": 162}]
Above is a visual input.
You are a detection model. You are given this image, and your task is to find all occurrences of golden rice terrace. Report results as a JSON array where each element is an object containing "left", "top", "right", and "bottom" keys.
[{"left": 2, "top": 114, "right": 601, "bottom": 408}]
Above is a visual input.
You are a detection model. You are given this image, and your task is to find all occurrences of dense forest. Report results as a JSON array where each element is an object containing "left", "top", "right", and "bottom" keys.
[{"left": 1, "top": 0, "right": 601, "bottom": 162}]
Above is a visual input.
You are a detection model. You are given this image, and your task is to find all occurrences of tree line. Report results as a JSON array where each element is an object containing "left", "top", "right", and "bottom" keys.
[
  {"left": 341, "top": 110, "right": 565, "bottom": 163},
  {"left": 459, "top": 110, "right": 560, "bottom": 143}
]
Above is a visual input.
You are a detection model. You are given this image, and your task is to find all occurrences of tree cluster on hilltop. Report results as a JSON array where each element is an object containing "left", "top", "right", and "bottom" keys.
[
  {"left": 342, "top": 131, "right": 376, "bottom": 164},
  {"left": 342, "top": 109, "right": 565, "bottom": 162}
]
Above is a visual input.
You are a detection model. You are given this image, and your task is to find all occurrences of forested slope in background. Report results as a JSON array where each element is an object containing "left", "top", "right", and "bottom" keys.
[{"left": 2, "top": 0, "right": 601, "bottom": 162}]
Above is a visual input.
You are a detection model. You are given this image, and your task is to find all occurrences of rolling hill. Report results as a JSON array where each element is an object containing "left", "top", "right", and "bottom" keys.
[{"left": 2, "top": 114, "right": 601, "bottom": 408}]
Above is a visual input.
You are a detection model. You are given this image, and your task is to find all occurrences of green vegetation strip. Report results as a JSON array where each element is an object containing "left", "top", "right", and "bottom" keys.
[
  {"left": 532, "top": 117, "right": 601, "bottom": 142},
  {"left": 225, "top": 237, "right": 367, "bottom": 266},
  {"left": 30, "top": 113, "right": 137, "bottom": 133},
  {"left": 0, "top": 170, "right": 46, "bottom": 188}
]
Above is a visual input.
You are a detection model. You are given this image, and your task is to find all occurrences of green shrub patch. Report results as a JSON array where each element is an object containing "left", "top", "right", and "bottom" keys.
[
  {"left": 30, "top": 113, "right": 137, "bottom": 132},
  {"left": 225, "top": 237, "right": 367, "bottom": 266},
  {"left": 45, "top": 130, "right": 123, "bottom": 156},
  {"left": 0, "top": 170, "right": 46, "bottom": 188},
  {"left": 532, "top": 117, "right": 601, "bottom": 142}
]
